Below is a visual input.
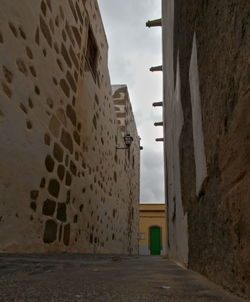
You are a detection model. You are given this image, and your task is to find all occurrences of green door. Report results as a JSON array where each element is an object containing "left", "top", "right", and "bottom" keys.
[{"left": 149, "top": 226, "right": 161, "bottom": 255}]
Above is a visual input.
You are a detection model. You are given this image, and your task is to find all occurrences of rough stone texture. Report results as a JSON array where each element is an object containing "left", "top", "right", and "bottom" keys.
[
  {"left": 162, "top": 0, "right": 250, "bottom": 298},
  {"left": 0, "top": 255, "right": 246, "bottom": 302},
  {"left": 0, "top": 0, "right": 140, "bottom": 254}
]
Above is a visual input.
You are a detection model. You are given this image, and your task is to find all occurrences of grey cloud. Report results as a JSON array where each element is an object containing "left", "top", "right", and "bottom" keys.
[{"left": 140, "top": 148, "right": 164, "bottom": 203}]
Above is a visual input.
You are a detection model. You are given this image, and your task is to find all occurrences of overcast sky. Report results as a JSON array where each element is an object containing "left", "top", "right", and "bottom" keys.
[{"left": 98, "top": 0, "right": 164, "bottom": 204}]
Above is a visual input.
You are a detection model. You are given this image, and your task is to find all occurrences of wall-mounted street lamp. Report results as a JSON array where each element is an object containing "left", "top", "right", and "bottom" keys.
[{"left": 116, "top": 134, "right": 134, "bottom": 150}]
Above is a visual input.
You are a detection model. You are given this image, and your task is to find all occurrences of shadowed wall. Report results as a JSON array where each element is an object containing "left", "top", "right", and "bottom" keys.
[{"left": 162, "top": 0, "right": 250, "bottom": 297}]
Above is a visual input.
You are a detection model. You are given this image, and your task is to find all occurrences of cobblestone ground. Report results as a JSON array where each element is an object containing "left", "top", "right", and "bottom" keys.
[{"left": 0, "top": 255, "right": 246, "bottom": 302}]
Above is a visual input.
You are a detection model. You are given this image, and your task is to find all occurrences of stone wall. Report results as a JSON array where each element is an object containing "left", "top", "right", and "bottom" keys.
[
  {"left": 162, "top": 0, "right": 250, "bottom": 297},
  {"left": 0, "top": 0, "right": 140, "bottom": 254}
]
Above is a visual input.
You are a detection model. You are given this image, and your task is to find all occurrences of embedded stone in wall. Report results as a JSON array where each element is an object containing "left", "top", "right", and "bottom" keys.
[
  {"left": 43, "top": 199, "right": 56, "bottom": 216},
  {"left": 63, "top": 223, "right": 70, "bottom": 246},
  {"left": 2, "top": 82, "right": 12, "bottom": 98},
  {"left": 68, "top": 0, "right": 78, "bottom": 23},
  {"left": 16, "top": 59, "right": 28, "bottom": 76},
  {"left": 44, "top": 133, "right": 51, "bottom": 146},
  {"left": 61, "top": 43, "right": 72, "bottom": 68},
  {"left": 30, "top": 202, "right": 37, "bottom": 212},
  {"left": 30, "top": 190, "right": 39, "bottom": 200},
  {"left": 66, "top": 104, "right": 76, "bottom": 126},
  {"left": 61, "top": 129, "right": 73, "bottom": 154},
  {"left": 65, "top": 171, "right": 72, "bottom": 186},
  {"left": 49, "top": 115, "right": 60, "bottom": 138},
  {"left": 48, "top": 179, "right": 60, "bottom": 198},
  {"left": 8, "top": 22, "right": 18, "bottom": 37},
  {"left": 53, "top": 143, "right": 64, "bottom": 162},
  {"left": 69, "top": 45, "right": 79, "bottom": 69},
  {"left": 57, "top": 203, "right": 67, "bottom": 222},
  {"left": 66, "top": 71, "right": 77, "bottom": 92},
  {"left": 3, "top": 66, "right": 13, "bottom": 83},
  {"left": 60, "top": 79, "right": 70, "bottom": 97},
  {"left": 43, "top": 220, "right": 57, "bottom": 243},
  {"left": 41, "top": 1, "right": 47, "bottom": 16},
  {"left": 73, "top": 131, "right": 80, "bottom": 146},
  {"left": 45, "top": 155, "right": 55, "bottom": 172},
  {"left": 71, "top": 26, "right": 81, "bottom": 48},
  {"left": 40, "top": 15, "right": 52, "bottom": 47},
  {"left": 75, "top": 2, "right": 83, "bottom": 25},
  {"left": 57, "top": 165, "right": 65, "bottom": 181},
  {"left": 57, "top": 109, "right": 67, "bottom": 127}
]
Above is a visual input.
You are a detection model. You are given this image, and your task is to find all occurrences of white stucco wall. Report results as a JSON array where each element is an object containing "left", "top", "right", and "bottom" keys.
[
  {"left": 189, "top": 33, "right": 207, "bottom": 195},
  {"left": 162, "top": 0, "right": 189, "bottom": 266}
]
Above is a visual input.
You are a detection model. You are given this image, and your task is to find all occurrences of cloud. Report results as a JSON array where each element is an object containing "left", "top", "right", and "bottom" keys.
[
  {"left": 141, "top": 147, "right": 164, "bottom": 203},
  {"left": 98, "top": 0, "right": 164, "bottom": 204}
]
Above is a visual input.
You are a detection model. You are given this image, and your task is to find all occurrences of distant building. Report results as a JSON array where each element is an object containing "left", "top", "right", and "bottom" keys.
[
  {"left": 139, "top": 204, "right": 167, "bottom": 255},
  {"left": 0, "top": 0, "right": 140, "bottom": 254}
]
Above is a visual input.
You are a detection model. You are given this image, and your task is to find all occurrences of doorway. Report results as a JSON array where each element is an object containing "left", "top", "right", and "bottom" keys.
[{"left": 149, "top": 226, "right": 161, "bottom": 255}]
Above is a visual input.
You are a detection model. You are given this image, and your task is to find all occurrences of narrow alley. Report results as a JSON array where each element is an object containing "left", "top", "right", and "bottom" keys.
[
  {"left": 0, "top": 0, "right": 249, "bottom": 301},
  {"left": 0, "top": 255, "right": 245, "bottom": 302}
]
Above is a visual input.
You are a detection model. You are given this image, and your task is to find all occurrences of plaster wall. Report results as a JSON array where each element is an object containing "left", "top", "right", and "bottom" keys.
[
  {"left": 162, "top": 0, "right": 188, "bottom": 266},
  {"left": 0, "top": 0, "right": 140, "bottom": 254},
  {"left": 162, "top": 0, "right": 250, "bottom": 297}
]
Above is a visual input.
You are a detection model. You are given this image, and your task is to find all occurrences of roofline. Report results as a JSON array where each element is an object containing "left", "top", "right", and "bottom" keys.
[
  {"left": 140, "top": 203, "right": 165, "bottom": 205},
  {"left": 140, "top": 210, "right": 165, "bottom": 213}
]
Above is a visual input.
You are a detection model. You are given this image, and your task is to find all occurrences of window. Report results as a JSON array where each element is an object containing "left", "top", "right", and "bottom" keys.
[{"left": 86, "top": 26, "right": 98, "bottom": 80}]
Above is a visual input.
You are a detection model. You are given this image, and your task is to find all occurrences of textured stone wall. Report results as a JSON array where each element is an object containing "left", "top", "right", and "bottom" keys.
[
  {"left": 0, "top": 0, "right": 140, "bottom": 254},
  {"left": 162, "top": 0, "right": 250, "bottom": 297},
  {"left": 112, "top": 85, "right": 140, "bottom": 254}
]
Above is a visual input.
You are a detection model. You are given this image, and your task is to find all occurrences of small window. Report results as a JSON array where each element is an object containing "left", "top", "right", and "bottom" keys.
[{"left": 86, "top": 26, "right": 98, "bottom": 79}]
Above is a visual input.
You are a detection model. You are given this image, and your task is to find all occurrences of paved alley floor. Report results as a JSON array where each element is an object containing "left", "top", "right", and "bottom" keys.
[{"left": 0, "top": 255, "right": 246, "bottom": 302}]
